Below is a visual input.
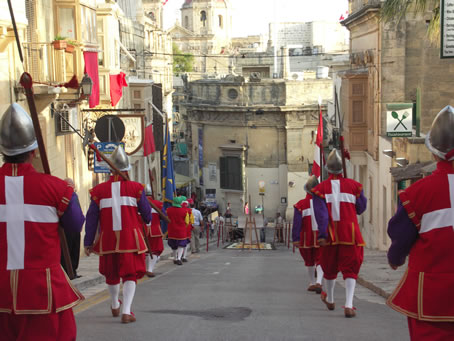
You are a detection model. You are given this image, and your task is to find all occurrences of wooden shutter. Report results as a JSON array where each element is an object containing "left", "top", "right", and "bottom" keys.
[{"left": 220, "top": 157, "right": 226, "bottom": 188}]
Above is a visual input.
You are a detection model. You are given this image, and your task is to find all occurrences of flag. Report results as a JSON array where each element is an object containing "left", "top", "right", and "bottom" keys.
[
  {"left": 143, "top": 124, "right": 156, "bottom": 156},
  {"left": 161, "top": 119, "right": 175, "bottom": 234},
  {"left": 312, "top": 107, "right": 323, "bottom": 181}
]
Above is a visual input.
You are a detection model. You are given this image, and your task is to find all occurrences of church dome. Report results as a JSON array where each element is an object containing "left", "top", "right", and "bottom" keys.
[{"left": 182, "top": 0, "right": 226, "bottom": 8}]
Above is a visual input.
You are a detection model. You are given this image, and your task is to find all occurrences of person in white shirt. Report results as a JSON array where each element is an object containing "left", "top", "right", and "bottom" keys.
[{"left": 190, "top": 202, "right": 204, "bottom": 253}]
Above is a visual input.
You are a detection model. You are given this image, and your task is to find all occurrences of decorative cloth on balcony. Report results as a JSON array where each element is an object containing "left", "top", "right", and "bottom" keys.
[
  {"left": 143, "top": 124, "right": 156, "bottom": 156},
  {"left": 109, "top": 72, "right": 128, "bottom": 107},
  {"left": 83, "top": 51, "right": 100, "bottom": 108}
]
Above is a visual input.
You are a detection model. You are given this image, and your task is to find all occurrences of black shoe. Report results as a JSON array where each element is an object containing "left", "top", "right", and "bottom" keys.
[
  {"left": 182, "top": 258, "right": 188, "bottom": 262},
  {"left": 176, "top": 260, "right": 183, "bottom": 265},
  {"left": 173, "top": 260, "right": 178, "bottom": 264}
]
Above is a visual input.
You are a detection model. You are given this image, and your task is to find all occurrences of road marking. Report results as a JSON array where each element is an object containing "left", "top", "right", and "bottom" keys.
[
  {"left": 213, "top": 271, "right": 220, "bottom": 275},
  {"left": 225, "top": 262, "right": 231, "bottom": 265}
]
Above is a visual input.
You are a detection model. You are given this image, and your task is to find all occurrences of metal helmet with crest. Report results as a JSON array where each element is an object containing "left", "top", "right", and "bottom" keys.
[
  {"left": 110, "top": 145, "right": 131, "bottom": 172},
  {"left": 425, "top": 105, "right": 454, "bottom": 161},
  {"left": 304, "top": 175, "right": 319, "bottom": 194},
  {"left": 325, "top": 149, "right": 343, "bottom": 175},
  {"left": 0, "top": 103, "right": 38, "bottom": 156}
]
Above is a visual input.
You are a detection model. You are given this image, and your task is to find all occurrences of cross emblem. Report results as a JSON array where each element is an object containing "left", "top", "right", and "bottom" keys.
[
  {"left": 99, "top": 182, "right": 137, "bottom": 231},
  {"left": 0, "top": 177, "right": 58, "bottom": 270},
  {"left": 302, "top": 199, "right": 318, "bottom": 231},
  {"left": 325, "top": 180, "right": 356, "bottom": 221},
  {"left": 420, "top": 174, "right": 454, "bottom": 234}
]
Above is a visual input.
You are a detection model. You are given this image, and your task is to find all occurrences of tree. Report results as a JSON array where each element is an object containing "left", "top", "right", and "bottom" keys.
[
  {"left": 172, "top": 43, "right": 194, "bottom": 74},
  {"left": 381, "top": 0, "right": 440, "bottom": 43}
]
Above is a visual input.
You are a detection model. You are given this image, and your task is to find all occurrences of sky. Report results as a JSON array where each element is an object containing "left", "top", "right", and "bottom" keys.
[{"left": 163, "top": 0, "right": 349, "bottom": 37}]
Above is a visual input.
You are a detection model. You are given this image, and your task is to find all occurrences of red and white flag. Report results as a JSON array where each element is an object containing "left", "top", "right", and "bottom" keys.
[{"left": 312, "top": 108, "right": 323, "bottom": 181}]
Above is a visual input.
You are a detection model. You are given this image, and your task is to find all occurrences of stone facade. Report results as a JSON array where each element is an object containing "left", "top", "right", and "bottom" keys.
[{"left": 181, "top": 77, "right": 331, "bottom": 220}]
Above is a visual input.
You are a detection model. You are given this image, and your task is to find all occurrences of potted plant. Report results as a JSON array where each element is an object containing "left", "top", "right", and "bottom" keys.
[
  {"left": 65, "top": 40, "right": 78, "bottom": 53},
  {"left": 52, "top": 35, "right": 67, "bottom": 50}
]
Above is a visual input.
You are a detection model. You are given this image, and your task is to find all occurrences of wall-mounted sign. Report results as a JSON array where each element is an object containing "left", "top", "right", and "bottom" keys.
[
  {"left": 259, "top": 180, "right": 265, "bottom": 195},
  {"left": 441, "top": 0, "right": 454, "bottom": 58},
  {"left": 93, "top": 142, "right": 125, "bottom": 173},
  {"left": 386, "top": 103, "right": 413, "bottom": 137},
  {"left": 117, "top": 114, "right": 145, "bottom": 155}
]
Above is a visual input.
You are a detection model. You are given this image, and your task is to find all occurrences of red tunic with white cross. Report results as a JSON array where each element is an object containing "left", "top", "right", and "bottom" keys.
[
  {"left": 90, "top": 176, "right": 147, "bottom": 255},
  {"left": 294, "top": 194, "right": 320, "bottom": 248},
  {"left": 311, "top": 174, "right": 365, "bottom": 246},
  {"left": 145, "top": 198, "right": 164, "bottom": 255},
  {"left": 387, "top": 162, "right": 454, "bottom": 321},
  {"left": 0, "top": 163, "right": 83, "bottom": 313}
]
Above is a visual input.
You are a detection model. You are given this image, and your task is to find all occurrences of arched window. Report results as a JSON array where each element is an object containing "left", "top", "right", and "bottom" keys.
[
  {"left": 184, "top": 16, "right": 189, "bottom": 28},
  {"left": 200, "top": 11, "right": 207, "bottom": 27},
  {"left": 218, "top": 15, "right": 223, "bottom": 28}
]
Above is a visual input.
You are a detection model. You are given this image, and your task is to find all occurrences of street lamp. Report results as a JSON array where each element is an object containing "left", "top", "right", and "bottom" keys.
[{"left": 80, "top": 73, "right": 93, "bottom": 98}]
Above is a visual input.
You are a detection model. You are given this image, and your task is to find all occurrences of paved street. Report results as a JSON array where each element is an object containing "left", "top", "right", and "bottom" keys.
[{"left": 75, "top": 246, "right": 409, "bottom": 341}]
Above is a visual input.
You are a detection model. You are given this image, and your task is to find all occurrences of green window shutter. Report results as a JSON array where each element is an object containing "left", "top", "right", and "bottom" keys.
[{"left": 220, "top": 157, "right": 226, "bottom": 188}]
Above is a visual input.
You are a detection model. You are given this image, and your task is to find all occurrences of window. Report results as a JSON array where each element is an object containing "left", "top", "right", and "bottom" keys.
[
  {"left": 200, "top": 11, "right": 207, "bottom": 27},
  {"left": 220, "top": 156, "right": 242, "bottom": 190},
  {"left": 184, "top": 16, "right": 189, "bottom": 28},
  {"left": 219, "top": 15, "right": 223, "bottom": 28},
  {"left": 57, "top": 7, "right": 76, "bottom": 39},
  {"left": 134, "top": 90, "right": 141, "bottom": 99},
  {"left": 97, "top": 18, "right": 104, "bottom": 66},
  {"left": 80, "top": 5, "right": 97, "bottom": 44}
]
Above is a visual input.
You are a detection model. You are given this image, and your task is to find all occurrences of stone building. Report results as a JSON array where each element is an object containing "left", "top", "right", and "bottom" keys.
[
  {"left": 168, "top": 0, "right": 232, "bottom": 75},
  {"left": 180, "top": 75, "right": 332, "bottom": 219},
  {"left": 339, "top": 0, "right": 454, "bottom": 250}
]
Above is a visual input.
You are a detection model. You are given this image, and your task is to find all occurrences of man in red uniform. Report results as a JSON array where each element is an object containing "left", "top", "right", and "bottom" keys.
[
  {"left": 166, "top": 196, "right": 190, "bottom": 265},
  {"left": 311, "top": 149, "right": 367, "bottom": 318},
  {"left": 144, "top": 186, "right": 164, "bottom": 277},
  {"left": 292, "top": 175, "right": 324, "bottom": 293},
  {"left": 0, "top": 103, "right": 85, "bottom": 340},
  {"left": 387, "top": 106, "right": 454, "bottom": 340},
  {"left": 84, "top": 145, "right": 152, "bottom": 324}
]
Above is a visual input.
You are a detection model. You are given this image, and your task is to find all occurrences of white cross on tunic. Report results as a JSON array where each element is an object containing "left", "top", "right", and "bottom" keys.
[
  {"left": 420, "top": 174, "right": 454, "bottom": 234},
  {"left": 302, "top": 199, "right": 318, "bottom": 231},
  {"left": 0, "top": 177, "right": 59, "bottom": 270},
  {"left": 99, "top": 182, "right": 137, "bottom": 231},
  {"left": 325, "top": 180, "right": 357, "bottom": 221}
]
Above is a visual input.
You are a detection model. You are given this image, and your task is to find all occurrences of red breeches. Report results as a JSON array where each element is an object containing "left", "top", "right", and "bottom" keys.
[
  {"left": 407, "top": 317, "right": 454, "bottom": 341},
  {"left": 0, "top": 309, "right": 76, "bottom": 341},
  {"left": 146, "top": 236, "right": 164, "bottom": 256},
  {"left": 99, "top": 252, "right": 146, "bottom": 285},
  {"left": 299, "top": 247, "right": 321, "bottom": 267},
  {"left": 320, "top": 244, "right": 363, "bottom": 280}
]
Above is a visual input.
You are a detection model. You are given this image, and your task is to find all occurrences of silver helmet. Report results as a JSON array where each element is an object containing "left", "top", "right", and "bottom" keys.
[
  {"left": 425, "top": 105, "right": 454, "bottom": 161},
  {"left": 145, "top": 184, "right": 152, "bottom": 196},
  {"left": 325, "top": 149, "right": 343, "bottom": 175},
  {"left": 304, "top": 175, "right": 319, "bottom": 194},
  {"left": 110, "top": 145, "right": 131, "bottom": 172},
  {"left": 0, "top": 103, "right": 38, "bottom": 156}
]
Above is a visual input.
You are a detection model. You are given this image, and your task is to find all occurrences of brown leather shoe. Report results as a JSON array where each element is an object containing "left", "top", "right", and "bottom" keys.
[
  {"left": 321, "top": 291, "right": 335, "bottom": 311},
  {"left": 314, "top": 283, "right": 322, "bottom": 294},
  {"left": 344, "top": 307, "right": 356, "bottom": 318},
  {"left": 111, "top": 300, "right": 121, "bottom": 317},
  {"left": 146, "top": 271, "right": 155, "bottom": 278},
  {"left": 307, "top": 284, "right": 318, "bottom": 292},
  {"left": 121, "top": 312, "right": 136, "bottom": 323}
]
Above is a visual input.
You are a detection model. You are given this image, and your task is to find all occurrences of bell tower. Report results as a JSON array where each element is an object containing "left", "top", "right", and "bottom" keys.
[{"left": 143, "top": 0, "right": 164, "bottom": 29}]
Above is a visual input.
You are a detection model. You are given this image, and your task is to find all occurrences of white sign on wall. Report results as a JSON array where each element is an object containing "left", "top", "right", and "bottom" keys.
[
  {"left": 441, "top": 0, "right": 454, "bottom": 58},
  {"left": 386, "top": 103, "right": 413, "bottom": 137}
]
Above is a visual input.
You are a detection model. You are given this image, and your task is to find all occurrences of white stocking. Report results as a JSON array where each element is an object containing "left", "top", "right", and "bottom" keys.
[
  {"left": 183, "top": 244, "right": 190, "bottom": 258},
  {"left": 177, "top": 247, "right": 184, "bottom": 260},
  {"left": 147, "top": 254, "right": 158, "bottom": 273},
  {"left": 108, "top": 284, "right": 120, "bottom": 309},
  {"left": 345, "top": 278, "right": 356, "bottom": 309},
  {"left": 122, "top": 281, "right": 136, "bottom": 315},
  {"left": 316, "top": 265, "right": 324, "bottom": 285},
  {"left": 172, "top": 249, "right": 177, "bottom": 259},
  {"left": 306, "top": 266, "right": 316, "bottom": 285},
  {"left": 325, "top": 279, "right": 336, "bottom": 304}
]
